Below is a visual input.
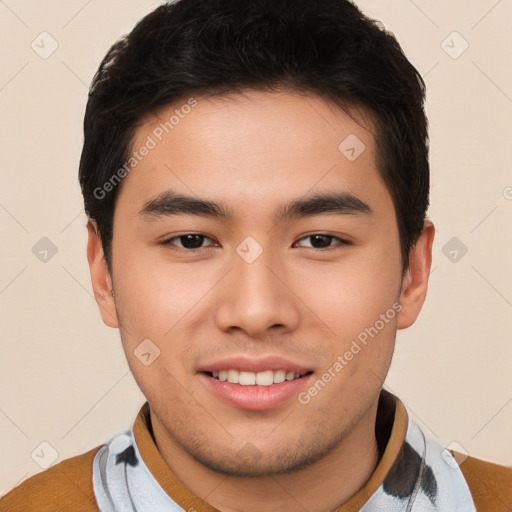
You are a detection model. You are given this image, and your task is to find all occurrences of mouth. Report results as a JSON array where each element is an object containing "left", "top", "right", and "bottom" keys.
[
  {"left": 197, "top": 354, "right": 315, "bottom": 410},
  {"left": 205, "top": 369, "right": 313, "bottom": 386},
  {"left": 199, "top": 366, "right": 314, "bottom": 411}
]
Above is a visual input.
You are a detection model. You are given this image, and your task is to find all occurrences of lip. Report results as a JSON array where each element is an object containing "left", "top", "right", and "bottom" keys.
[
  {"left": 196, "top": 354, "right": 313, "bottom": 375},
  {"left": 196, "top": 354, "right": 315, "bottom": 411},
  {"left": 199, "top": 372, "right": 314, "bottom": 411}
]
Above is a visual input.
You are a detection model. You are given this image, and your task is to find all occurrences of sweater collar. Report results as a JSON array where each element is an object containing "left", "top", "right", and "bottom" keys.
[{"left": 131, "top": 389, "right": 408, "bottom": 511}]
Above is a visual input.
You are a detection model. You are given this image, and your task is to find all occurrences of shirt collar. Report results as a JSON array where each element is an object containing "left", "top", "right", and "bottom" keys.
[{"left": 131, "top": 389, "right": 409, "bottom": 512}]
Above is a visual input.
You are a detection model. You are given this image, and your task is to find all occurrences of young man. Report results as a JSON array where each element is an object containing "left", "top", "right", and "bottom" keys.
[{"left": 2, "top": 0, "right": 510, "bottom": 510}]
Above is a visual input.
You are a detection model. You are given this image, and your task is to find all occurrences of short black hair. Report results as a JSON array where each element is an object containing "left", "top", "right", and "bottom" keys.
[{"left": 79, "top": 0, "right": 429, "bottom": 272}]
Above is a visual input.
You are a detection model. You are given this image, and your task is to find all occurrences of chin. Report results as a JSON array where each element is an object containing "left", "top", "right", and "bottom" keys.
[{"left": 184, "top": 437, "right": 337, "bottom": 478}]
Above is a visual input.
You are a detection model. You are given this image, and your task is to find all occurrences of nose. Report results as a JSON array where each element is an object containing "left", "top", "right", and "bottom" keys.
[{"left": 215, "top": 247, "right": 300, "bottom": 338}]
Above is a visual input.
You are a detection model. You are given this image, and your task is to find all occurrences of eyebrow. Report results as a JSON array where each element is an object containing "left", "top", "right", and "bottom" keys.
[
  {"left": 139, "top": 189, "right": 373, "bottom": 222},
  {"left": 139, "top": 191, "right": 231, "bottom": 220},
  {"left": 277, "top": 191, "right": 372, "bottom": 220}
]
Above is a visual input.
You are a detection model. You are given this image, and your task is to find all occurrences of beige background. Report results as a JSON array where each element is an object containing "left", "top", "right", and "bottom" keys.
[{"left": 1, "top": 0, "right": 511, "bottom": 494}]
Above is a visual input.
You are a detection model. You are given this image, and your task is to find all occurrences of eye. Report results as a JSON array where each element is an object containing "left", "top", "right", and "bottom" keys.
[
  {"left": 294, "top": 234, "right": 349, "bottom": 251},
  {"left": 161, "top": 234, "right": 218, "bottom": 251}
]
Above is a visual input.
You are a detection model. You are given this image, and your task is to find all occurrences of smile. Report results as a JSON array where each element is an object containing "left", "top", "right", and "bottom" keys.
[
  {"left": 209, "top": 369, "right": 308, "bottom": 386},
  {"left": 200, "top": 370, "right": 313, "bottom": 411}
]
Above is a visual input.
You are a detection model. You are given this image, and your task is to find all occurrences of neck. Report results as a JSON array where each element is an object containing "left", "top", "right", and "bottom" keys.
[{"left": 151, "top": 400, "right": 381, "bottom": 512}]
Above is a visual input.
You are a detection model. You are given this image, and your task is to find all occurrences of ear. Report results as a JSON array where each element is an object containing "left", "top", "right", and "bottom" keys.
[
  {"left": 86, "top": 220, "right": 119, "bottom": 328},
  {"left": 397, "top": 220, "right": 435, "bottom": 330}
]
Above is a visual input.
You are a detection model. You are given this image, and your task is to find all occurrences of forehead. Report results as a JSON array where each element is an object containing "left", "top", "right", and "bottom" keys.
[{"left": 117, "top": 90, "right": 392, "bottom": 222}]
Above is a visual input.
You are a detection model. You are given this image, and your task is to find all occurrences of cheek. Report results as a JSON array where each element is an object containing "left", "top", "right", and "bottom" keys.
[
  {"left": 111, "top": 258, "right": 198, "bottom": 402},
  {"left": 296, "top": 257, "right": 399, "bottom": 409},
  {"left": 113, "top": 251, "right": 209, "bottom": 334},
  {"left": 292, "top": 249, "right": 402, "bottom": 340},
  {"left": 111, "top": 250, "right": 224, "bottom": 375}
]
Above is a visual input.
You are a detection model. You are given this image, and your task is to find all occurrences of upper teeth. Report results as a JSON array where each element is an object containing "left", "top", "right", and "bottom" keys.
[{"left": 212, "top": 370, "right": 302, "bottom": 386}]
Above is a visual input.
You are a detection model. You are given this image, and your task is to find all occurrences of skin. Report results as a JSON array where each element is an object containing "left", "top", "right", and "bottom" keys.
[{"left": 87, "top": 90, "right": 434, "bottom": 512}]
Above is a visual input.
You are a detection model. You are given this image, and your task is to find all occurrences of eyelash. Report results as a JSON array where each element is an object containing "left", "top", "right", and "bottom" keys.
[{"left": 160, "top": 233, "right": 350, "bottom": 253}]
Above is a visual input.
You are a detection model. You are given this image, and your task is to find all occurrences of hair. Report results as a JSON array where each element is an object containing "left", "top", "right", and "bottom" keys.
[{"left": 79, "top": 0, "right": 429, "bottom": 272}]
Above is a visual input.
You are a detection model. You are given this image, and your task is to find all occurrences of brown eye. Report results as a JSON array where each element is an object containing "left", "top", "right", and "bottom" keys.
[
  {"left": 162, "top": 234, "right": 216, "bottom": 250},
  {"left": 294, "top": 234, "right": 350, "bottom": 251},
  {"left": 177, "top": 234, "right": 208, "bottom": 249},
  {"left": 308, "top": 235, "right": 334, "bottom": 248}
]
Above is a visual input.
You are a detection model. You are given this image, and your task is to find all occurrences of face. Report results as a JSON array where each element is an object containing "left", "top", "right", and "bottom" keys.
[{"left": 88, "top": 90, "right": 432, "bottom": 477}]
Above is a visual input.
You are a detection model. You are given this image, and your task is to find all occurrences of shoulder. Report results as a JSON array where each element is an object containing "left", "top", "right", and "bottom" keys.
[
  {"left": 0, "top": 446, "right": 101, "bottom": 512},
  {"left": 455, "top": 452, "right": 512, "bottom": 511}
]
